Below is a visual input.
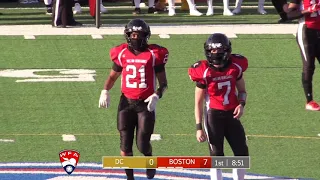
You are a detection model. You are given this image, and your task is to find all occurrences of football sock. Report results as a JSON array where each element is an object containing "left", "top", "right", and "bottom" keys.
[
  {"left": 234, "top": 0, "right": 243, "bottom": 9},
  {"left": 302, "top": 73, "right": 313, "bottom": 103},
  {"left": 44, "top": 0, "right": 52, "bottom": 5},
  {"left": 210, "top": 169, "right": 223, "bottom": 180},
  {"left": 148, "top": 0, "right": 155, "bottom": 8},
  {"left": 232, "top": 169, "right": 246, "bottom": 180},
  {"left": 134, "top": 0, "right": 140, "bottom": 8}
]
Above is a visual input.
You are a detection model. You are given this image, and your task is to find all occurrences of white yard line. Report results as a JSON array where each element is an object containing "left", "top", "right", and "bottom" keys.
[{"left": 0, "top": 24, "right": 298, "bottom": 36}]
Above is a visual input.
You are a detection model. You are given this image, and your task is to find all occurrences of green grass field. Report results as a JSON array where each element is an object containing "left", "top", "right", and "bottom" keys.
[{"left": 0, "top": 34, "right": 320, "bottom": 179}]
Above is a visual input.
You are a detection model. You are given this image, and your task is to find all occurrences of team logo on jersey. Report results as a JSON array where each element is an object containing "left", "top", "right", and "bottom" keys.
[{"left": 59, "top": 150, "right": 80, "bottom": 175}]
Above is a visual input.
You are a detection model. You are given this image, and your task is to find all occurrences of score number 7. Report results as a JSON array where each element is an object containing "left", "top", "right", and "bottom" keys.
[
  {"left": 218, "top": 81, "right": 231, "bottom": 105},
  {"left": 310, "top": 0, "right": 320, "bottom": 17}
]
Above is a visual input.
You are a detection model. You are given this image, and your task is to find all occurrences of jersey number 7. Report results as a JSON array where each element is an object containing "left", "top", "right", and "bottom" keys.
[{"left": 218, "top": 81, "right": 231, "bottom": 105}]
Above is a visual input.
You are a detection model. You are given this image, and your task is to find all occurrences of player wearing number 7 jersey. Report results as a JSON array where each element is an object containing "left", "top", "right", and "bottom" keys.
[
  {"left": 188, "top": 33, "right": 249, "bottom": 180},
  {"left": 286, "top": 0, "right": 320, "bottom": 110},
  {"left": 98, "top": 19, "right": 168, "bottom": 180}
]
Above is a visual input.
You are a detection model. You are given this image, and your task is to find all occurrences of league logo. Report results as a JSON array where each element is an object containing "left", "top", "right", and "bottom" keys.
[{"left": 59, "top": 150, "right": 80, "bottom": 175}]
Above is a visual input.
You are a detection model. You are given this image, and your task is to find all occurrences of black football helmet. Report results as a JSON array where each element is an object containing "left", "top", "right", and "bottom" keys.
[
  {"left": 124, "top": 19, "right": 151, "bottom": 52},
  {"left": 204, "top": 33, "right": 232, "bottom": 68}
]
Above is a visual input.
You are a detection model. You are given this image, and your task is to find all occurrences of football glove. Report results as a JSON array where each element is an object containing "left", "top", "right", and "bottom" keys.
[
  {"left": 99, "top": 90, "right": 110, "bottom": 109},
  {"left": 144, "top": 93, "right": 159, "bottom": 112}
]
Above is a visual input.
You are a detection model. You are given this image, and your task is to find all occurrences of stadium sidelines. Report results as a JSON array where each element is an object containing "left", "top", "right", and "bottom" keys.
[{"left": 0, "top": 5, "right": 279, "bottom": 10}]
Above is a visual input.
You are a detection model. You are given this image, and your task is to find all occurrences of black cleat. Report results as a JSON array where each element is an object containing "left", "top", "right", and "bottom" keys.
[
  {"left": 146, "top": 169, "right": 156, "bottom": 179},
  {"left": 133, "top": 8, "right": 141, "bottom": 15},
  {"left": 148, "top": 7, "right": 158, "bottom": 14},
  {"left": 278, "top": 18, "right": 292, "bottom": 24},
  {"left": 46, "top": 7, "right": 52, "bottom": 15},
  {"left": 52, "top": 24, "right": 66, "bottom": 28},
  {"left": 68, "top": 21, "right": 83, "bottom": 26}
]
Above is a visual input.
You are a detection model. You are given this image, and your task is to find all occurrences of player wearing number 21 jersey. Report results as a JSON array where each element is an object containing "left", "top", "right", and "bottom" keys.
[
  {"left": 188, "top": 33, "right": 249, "bottom": 180},
  {"left": 98, "top": 19, "right": 168, "bottom": 180}
]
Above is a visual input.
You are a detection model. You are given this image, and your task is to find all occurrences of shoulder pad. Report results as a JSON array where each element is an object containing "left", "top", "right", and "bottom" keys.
[
  {"left": 190, "top": 61, "right": 202, "bottom": 68},
  {"left": 232, "top": 54, "right": 246, "bottom": 59},
  {"left": 231, "top": 55, "right": 248, "bottom": 72},
  {"left": 188, "top": 60, "right": 208, "bottom": 83},
  {"left": 149, "top": 44, "right": 164, "bottom": 49}
]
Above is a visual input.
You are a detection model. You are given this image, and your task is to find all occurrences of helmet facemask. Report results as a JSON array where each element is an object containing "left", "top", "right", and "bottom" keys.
[
  {"left": 204, "top": 43, "right": 231, "bottom": 69},
  {"left": 124, "top": 30, "right": 150, "bottom": 52}
]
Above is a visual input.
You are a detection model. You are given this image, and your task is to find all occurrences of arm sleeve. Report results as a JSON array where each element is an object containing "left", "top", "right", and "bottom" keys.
[{"left": 112, "top": 62, "right": 123, "bottom": 72}]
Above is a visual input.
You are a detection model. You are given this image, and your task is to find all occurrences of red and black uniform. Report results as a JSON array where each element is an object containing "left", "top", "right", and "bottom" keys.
[
  {"left": 110, "top": 43, "right": 168, "bottom": 154},
  {"left": 292, "top": 0, "right": 320, "bottom": 103},
  {"left": 188, "top": 54, "right": 249, "bottom": 156}
]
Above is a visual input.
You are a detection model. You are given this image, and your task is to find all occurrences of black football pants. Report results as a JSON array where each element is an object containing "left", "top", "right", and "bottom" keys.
[
  {"left": 117, "top": 94, "right": 155, "bottom": 155},
  {"left": 203, "top": 108, "right": 249, "bottom": 156}
]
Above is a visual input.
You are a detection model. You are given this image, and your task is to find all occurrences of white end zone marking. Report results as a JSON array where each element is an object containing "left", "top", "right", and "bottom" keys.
[
  {"left": 0, "top": 24, "right": 298, "bottom": 36},
  {"left": 159, "top": 34, "right": 170, "bottom": 38},
  {"left": 293, "top": 33, "right": 296, "bottom": 37},
  {"left": 91, "top": 35, "right": 103, "bottom": 39},
  {"left": 62, "top": 134, "right": 76, "bottom": 142},
  {"left": 24, "top": 35, "right": 35, "bottom": 39},
  {"left": 0, "top": 139, "right": 14, "bottom": 143},
  {"left": 150, "top": 134, "right": 161, "bottom": 141}
]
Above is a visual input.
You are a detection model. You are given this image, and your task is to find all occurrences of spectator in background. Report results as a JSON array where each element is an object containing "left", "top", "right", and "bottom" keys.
[
  {"left": 271, "top": 0, "right": 290, "bottom": 23},
  {"left": 206, "top": 0, "right": 234, "bottom": 16},
  {"left": 52, "top": 0, "right": 82, "bottom": 28},
  {"left": 132, "top": 0, "right": 158, "bottom": 14},
  {"left": 44, "top": 0, "right": 52, "bottom": 15},
  {"left": 73, "top": 0, "right": 107, "bottom": 14},
  {"left": 19, "top": 0, "right": 38, "bottom": 4},
  {"left": 232, "top": 0, "right": 267, "bottom": 15},
  {"left": 167, "top": 0, "right": 203, "bottom": 16}
]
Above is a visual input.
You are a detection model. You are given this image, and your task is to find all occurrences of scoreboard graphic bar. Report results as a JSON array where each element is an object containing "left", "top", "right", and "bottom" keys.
[{"left": 102, "top": 156, "right": 250, "bottom": 169}]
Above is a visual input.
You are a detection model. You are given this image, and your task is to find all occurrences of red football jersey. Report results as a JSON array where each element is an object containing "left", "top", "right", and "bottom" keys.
[
  {"left": 110, "top": 43, "right": 169, "bottom": 100},
  {"left": 299, "top": 0, "right": 320, "bottom": 30},
  {"left": 188, "top": 54, "right": 248, "bottom": 111}
]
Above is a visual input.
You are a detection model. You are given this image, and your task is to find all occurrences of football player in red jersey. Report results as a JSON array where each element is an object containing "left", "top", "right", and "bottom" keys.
[
  {"left": 286, "top": 0, "right": 320, "bottom": 110},
  {"left": 188, "top": 33, "right": 249, "bottom": 180},
  {"left": 98, "top": 19, "right": 168, "bottom": 180}
]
